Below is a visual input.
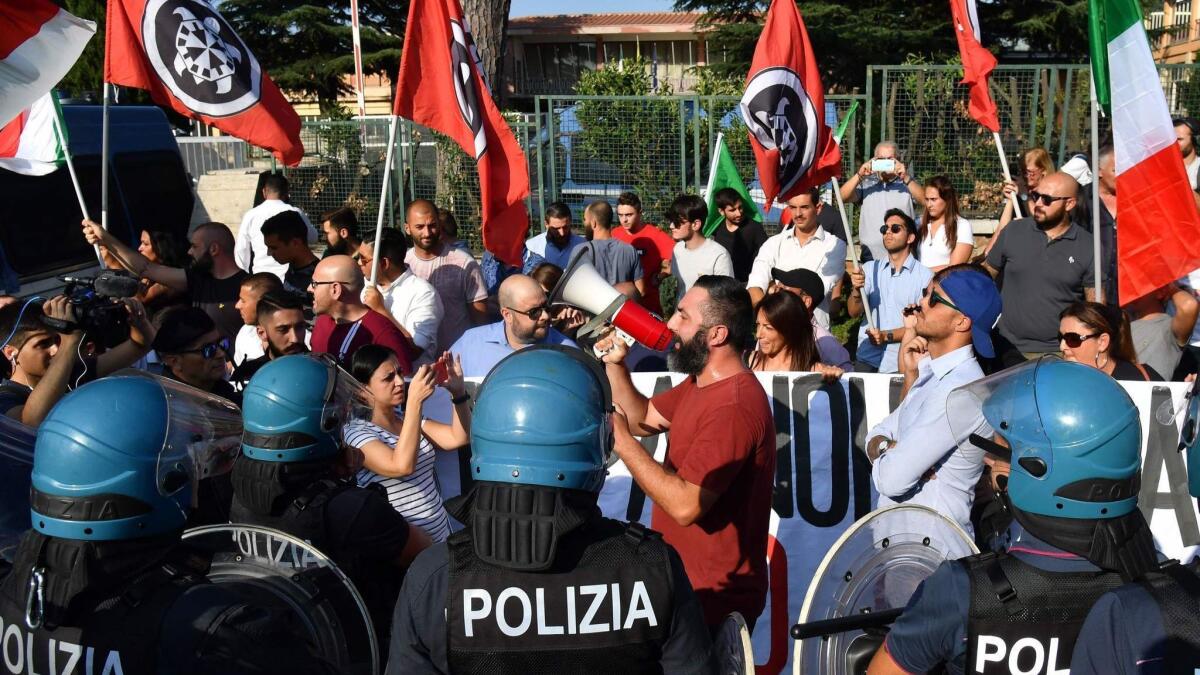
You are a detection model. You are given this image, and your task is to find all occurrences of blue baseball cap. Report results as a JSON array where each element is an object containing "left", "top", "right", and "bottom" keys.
[{"left": 939, "top": 268, "right": 1002, "bottom": 358}]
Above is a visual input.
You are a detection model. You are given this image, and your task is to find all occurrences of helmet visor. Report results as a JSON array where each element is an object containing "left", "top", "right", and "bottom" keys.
[
  {"left": 112, "top": 370, "right": 244, "bottom": 497},
  {"left": 323, "top": 358, "right": 374, "bottom": 442},
  {"left": 947, "top": 358, "right": 1052, "bottom": 472}
]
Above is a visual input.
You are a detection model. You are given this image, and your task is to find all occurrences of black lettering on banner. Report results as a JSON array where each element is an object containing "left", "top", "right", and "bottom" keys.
[
  {"left": 456, "top": 382, "right": 482, "bottom": 495},
  {"left": 772, "top": 375, "right": 795, "bottom": 518},
  {"left": 847, "top": 377, "right": 874, "bottom": 522},
  {"left": 1139, "top": 386, "right": 1200, "bottom": 545},
  {"left": 624, "top": 376, "right": 675, "bottom": 522},
  {"left": 792, "top": 375, "right": 851, "bottom": 527}
]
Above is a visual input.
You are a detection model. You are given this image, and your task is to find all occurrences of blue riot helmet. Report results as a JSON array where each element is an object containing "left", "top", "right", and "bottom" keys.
[
  {"left": 31, "top": 372, "right": 242, "bottom": 540},
  {"left": 241, "top": 354, "right": 371, "bottom": 462},
  {"left": 471, "top": 345, "right": 613, "bottom": 492},
  {"left": 1177, "top": 375, "right": 1200, "bottom": 497},
  {"left": 948, "top": 357, "right": 1142, "bottom": 520}
]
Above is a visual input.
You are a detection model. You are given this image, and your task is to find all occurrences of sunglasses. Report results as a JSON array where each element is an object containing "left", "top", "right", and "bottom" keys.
[
  {"left": 507, "top": 304, "right": 550, "bottom": 320},
  {"left": 1028, "top": 191, "right": 1070, "bottom": 206},
  {"left": 1057, "top": 331, "right": 1099, "bottom": 348},
  {"left": 182, "top": 337, "right": 231, "bottom": 359},
  {"left": 879, "top": 223, "right": 907, "bottom": 235},
  {"left": 921, "top": 286, "right": 961, "bottom": 312}
]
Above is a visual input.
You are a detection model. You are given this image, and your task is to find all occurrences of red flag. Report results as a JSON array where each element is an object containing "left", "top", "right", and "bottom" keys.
[
  {"left": 394, "top": 0, "right": 530, "bottom": 266},
  {"left": 950, "top": 0, "right": 1000, "bottom": 132},
  {"left": 739, "top": 0, "right": 841, "bottom": 207},
  {"left": 105, "top": 0, "right": 303, "bottom": 165}
]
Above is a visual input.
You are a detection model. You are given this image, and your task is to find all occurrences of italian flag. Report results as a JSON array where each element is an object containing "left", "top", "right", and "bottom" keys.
[
  {"left": 1090, "top": 0, "right": 1200, "bottom": 303},
  {"left": 0, "top": 93, "right": 67, "bottom": 177},
  {"left": 0, "top": 0, "right": 95, "bottom": 131}
]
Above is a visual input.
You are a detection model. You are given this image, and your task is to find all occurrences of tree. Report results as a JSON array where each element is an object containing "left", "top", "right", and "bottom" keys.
[
  {"left": 56, "top": 0, "right": 105, "bottom": 99},
  {"left": 462, "top": 0, "right": 513, "bottom": 106}
]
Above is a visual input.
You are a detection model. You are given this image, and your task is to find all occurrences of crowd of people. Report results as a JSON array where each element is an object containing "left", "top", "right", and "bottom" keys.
[{"left": 2, "top": 129, "right": 1200, "bottom": 673}]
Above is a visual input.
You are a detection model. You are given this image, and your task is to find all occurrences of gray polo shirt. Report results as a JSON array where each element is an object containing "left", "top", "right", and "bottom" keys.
[
  {"left": 850, "top": 175, "right": 917, "bottom": 261},
  {"left": 567, "top": 238, "right": 644, "bottom": 286},
  {"left": 986, "top": 218, "right": 1098, "bottom": 353}
]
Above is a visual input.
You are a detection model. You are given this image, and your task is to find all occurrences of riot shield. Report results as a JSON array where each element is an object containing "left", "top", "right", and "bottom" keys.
[
  {"left": 0, "top": 415, "right": 34, "bottom": 562},
  {"left": 792, "top": 504, "right": 978, "bottom": 675},
  {"left": 713, "top": 612, "right": 754, "bottom": 675},
  {"left": 182, "top": 524, "right": 379, "bottom": 675}
]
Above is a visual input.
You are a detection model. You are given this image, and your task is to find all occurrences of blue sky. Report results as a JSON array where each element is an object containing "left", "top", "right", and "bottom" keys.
[{"left": 509, "top": 0, "right": 675, "bottom": 17}]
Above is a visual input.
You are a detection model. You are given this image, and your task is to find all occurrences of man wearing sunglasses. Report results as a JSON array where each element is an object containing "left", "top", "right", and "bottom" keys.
[
  {"left": 450, "top": 274, "right": 576, "bottom": 378},
  {"left": 984, "top": 172, "right": 1099, "bottom": 364},
  {"left": 865, "top": 264, "right": 1001, "bottom": 539},
  {"left": 152, "top": 306, "right": 239, "bottom": 405}
]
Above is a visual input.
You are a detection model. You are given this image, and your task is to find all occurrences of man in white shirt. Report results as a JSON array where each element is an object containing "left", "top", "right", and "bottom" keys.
[
  {"left": 357, "top": 228, "right": 444, "bottom": 365},
  {"left": 667, "top": 194, "right": 734, "bottom": 302},
  {"left": 1175, "top": 117, "right": 1200, "bottom": 189},
  {"left": 234, "top": 172, "right": 316, "bottom": 279},
  {"left": 525, "top": 201, "right": 585, "bottom": 268},
  {"left": 232, "top": 272, "right": 283, "bottom": 368},
  {"left": 747, "top": 187, "right": 847, "bottom": 329},
  {"left": 866, "top": 264, "right": 1001, "bottom": 541}
]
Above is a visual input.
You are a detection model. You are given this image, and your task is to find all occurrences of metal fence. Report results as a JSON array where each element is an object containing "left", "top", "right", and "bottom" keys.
[{"left": 178, "top": 62, "right": 1200, "bottom": 252}]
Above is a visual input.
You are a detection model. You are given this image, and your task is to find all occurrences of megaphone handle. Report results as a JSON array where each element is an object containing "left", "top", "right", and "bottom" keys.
[{"left": 592, "top": 328, "right": 635, "bottom": 359}]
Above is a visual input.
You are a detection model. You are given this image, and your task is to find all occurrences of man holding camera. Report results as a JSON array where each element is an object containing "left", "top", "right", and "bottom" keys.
[
  {"left": 840, "top": 141, "right": 926, "bottom": 262},
  {"left": 0, "top": 294, "right": 156, "bottom": 426}
]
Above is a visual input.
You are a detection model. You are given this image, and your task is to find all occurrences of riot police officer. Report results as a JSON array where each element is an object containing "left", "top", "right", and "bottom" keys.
[
  {"left": 386, "top": 345, "right": 716, "bottom": 674},
  {"left": 0, "top": 373, "right": 337, "bottom": 674},
  {"left": 232, "top": 353, "right": 431, "bottom": 641},
  {"left": 1070, "top": 376, "right": 1200, "bottom": 673},
  {"left": 866, "top": 358, "right": 1160, "bottom": 675}
]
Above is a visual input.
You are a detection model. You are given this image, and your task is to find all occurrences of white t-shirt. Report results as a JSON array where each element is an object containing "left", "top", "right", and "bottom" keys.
[
  {"left": 233, "top": 323, "right": 264, "bottom": 366},
  {"left": 371, "top": 271, "right": 444, "bottom": 365},
  {"left": 916, "top": 216, "right": 973, "bottom": 269},
  {"left": 1187, "top": 156, "right": 1200, "bottom": 190},
  {"left": 670, "top": 238, "right": 734, "bottom": 301},
  {"left": 233, "top": 199, "right": 317, "bottom": 279}
]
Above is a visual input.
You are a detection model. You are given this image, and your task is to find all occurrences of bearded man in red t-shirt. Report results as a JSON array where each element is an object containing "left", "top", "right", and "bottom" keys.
[{"left": 597, "top": 274, "right": 775, "bottom": 631}]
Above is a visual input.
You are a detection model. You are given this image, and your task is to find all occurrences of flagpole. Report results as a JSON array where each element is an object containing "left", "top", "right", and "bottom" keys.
[
  {"left": 992, "top": 131, "right": 1022, "bottom": 218},
  {"left": 705, "top": 133, "right": 722, "bottom": 200},
  {"left": 50, "top": 106, "right": 103, "bottom": 265},
  {"left": 368, "top": 114, "right": 401, "bottom": 287},
  {"left": 349, "top": 0, "right": 368, "bottom": 149},
  {"left": 1090, "top": 75, "right": 1104, "bottom": 303},
  {"left": 100, "top": 82, "right": 110, "bottom": 245},
  {"left": 830, "top": 176, "right": 876, "bottom": 331}
]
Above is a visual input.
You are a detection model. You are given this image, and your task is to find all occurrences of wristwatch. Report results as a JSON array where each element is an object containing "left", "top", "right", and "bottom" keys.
[{"left": 886, "top": 330, "right": 894, "bottom": 343}]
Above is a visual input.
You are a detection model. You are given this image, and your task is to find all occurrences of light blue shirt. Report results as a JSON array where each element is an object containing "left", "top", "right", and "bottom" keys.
[
  {"left": 856, "top": 254, "right": 933, "bottom": 372},
  {"left": 525, "top": 231, "right": 586, "bottom": 269},
  {"left": 869, "top": 344, "right": 991, "bottom": 536},
  {"left": 449, "top": 320, "right": 578, "bottom": 378}
]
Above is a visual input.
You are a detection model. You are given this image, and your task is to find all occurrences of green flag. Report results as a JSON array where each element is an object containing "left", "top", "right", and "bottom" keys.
[
  {"left": 703, "top": 134, "right": 763, "bottom": 237},
  {"left": 833, "top": 100, "right": 859, "bottom": 144}
]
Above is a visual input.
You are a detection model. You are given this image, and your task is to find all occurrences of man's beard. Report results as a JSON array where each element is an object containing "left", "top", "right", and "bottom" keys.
[
  {"left": 268, "top": 341, "right": 308, "bottom": 359},
  {"left": 190, "top": 251, "right": 214, "bottom": 274},
  {"left": 326, "top": 239, "right": 351, "bottom": 256},
  {"left": 668, "top": 331, "right": 709, "bottom": 376}
]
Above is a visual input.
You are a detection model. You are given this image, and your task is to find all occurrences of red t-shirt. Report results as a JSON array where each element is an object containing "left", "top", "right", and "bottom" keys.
[
  {"left": 649, "top": 370, "right": 775, "bottom": 627},
  {"left": 613, "top": 222, "right": 675, "bottom": 315},
  {"left": 311, "top": 309, "right": 415, "bottom": 373}
]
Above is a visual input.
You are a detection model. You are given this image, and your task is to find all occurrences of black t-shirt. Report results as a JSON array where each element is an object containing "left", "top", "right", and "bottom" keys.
[
  {"left": 0, "top": 354, "right": 100, "bottom": 420},
  {"left": 284, "top": 259, "right": 318, "bottom": 294},
  {"left": 230, "top": 354, "right": 270, "bottom": 391},
  {"left": 185, "top": 269, "right": 248, "bottom": 342},
  {"left": 1111, "top": 359, "right": 1164, "bottom": 382},
  {"left": 710, "top": 220, "right": 769, "bottom": 282}
]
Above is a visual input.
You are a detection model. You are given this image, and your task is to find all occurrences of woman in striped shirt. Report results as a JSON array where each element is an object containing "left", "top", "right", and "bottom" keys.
[{"left": 343, "top": 345, "right": 471, "bottom": 542}]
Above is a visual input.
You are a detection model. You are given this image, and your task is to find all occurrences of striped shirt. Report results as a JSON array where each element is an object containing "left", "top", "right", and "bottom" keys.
[{"left": 342, "top": 417, "right": 451, "bottom": 542}]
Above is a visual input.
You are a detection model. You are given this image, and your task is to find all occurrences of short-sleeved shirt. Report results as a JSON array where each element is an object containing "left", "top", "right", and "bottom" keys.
[
  {"left": 746, "top": 226, "right": 848, "bottom": 329},
  {"left": 185, "top": 269, "right": 248, "bottom": 342},
  {"left": 404, "top": 248, "right": 488, "bottom": 350},
  {"left": 613, "top": 222, "right": 676, "bottom": 315},
  {"left": 376, "top": 271, "right": 444, "bottom": 362},
  {"left": 849, "top": 176, "right": 917, "bottom": 261},
  {"left": 986, "top": 218, "right": 1098, "bottom": 353},
  {"left": 479, "top": 248, "right": 545, "bottom": 295},
  {"left": 1071, "top": 581, "right": 1174, "bottom": 675},
  {"left": 566, "top": 239, "right": 644, "bottom": 286},
  {"left": 917, "top": 216, "right": 974, "bottom": 269},
  {"left": 283, "top": 258, "right": 317, "bottom": 294},
  {"left": 525, "top": 231, "right": 586, "bottom": 268},
  {"left": 343, "top": 418, "right": 451, "bottom": 542},
  {"left": 311, "top": 309, "right": 415, "bottom": 371},
  {"left": 1130, "top": 315, "right": 1183, "bottom": 381},
  {"left": 650, "top": 370, "right": 775, "bottom": 627},
  {"left": 449, "top": 320, "right": 577, "bottom": 378},
  {"left": 856, "top": 254, "right": 934, "bottom": 372},
  {"left": 670, "top": 239, "right": 734, "bottom": 302},
  {"left": 710, "top": 221, "right": 769, "bottom": 282}
]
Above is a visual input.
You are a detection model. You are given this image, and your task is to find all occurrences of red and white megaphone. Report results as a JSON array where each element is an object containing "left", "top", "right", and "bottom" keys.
[{"left": 550, "top": 255, "right": 674, "bottom": 352}]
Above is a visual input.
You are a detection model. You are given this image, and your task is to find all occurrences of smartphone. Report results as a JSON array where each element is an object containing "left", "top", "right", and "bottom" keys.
[
  {"left": 871, "top": 158, "right": 896, "bottom": 173},
  {"left": 432, "top": 359, "right": 449, "bottom": 384}
]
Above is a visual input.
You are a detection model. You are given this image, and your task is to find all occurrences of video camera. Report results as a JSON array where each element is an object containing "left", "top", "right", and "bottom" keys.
[{"left": 42, "top": 271, "right": 141, "bottom": 348}]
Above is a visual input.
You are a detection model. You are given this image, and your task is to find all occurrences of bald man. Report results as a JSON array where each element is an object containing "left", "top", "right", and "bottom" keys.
[
  {"left": 449, "top": 274, "right": 577, "bottom": 377},
  {"left": 402, "top": 200, "right": 489, "bottom": 350},
  {"left": 985, "top": 171, "right": 1099, "bottom": 363},
  {"left": 309, "top": 255, "right": 416, "bottom": 370}
]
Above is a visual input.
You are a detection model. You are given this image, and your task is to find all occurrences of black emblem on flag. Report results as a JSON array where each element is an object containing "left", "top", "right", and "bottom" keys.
[
  {"left": 142, "top": 0, "right": 262, "bottom": 117},
  {"left": 740, "top": 67, "right": 818, "bottom": 196},
  {"left": 449, "top": 19, "right": 487, "bottom": 160}
]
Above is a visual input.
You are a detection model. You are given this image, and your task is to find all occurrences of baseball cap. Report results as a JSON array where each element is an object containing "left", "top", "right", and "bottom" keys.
[
  {"left": 938, "top": 267, "right": 1002, "bottom": 358},
  {"left": 152, "top": 306, "right": 217, "bottom": 354},
  {"left": 771, "top": 267, "right": 825, "bottom": 302}
]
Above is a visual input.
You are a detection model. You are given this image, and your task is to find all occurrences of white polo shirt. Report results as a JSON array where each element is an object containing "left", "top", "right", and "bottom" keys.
[
  {"left": 746, "top": 225, "right": 847, "bottom": 329},
  {"left": 375, "top": 271, "right": 444, "bottom": 364}
]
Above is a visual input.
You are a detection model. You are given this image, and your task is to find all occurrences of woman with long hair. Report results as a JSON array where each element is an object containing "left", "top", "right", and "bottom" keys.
[
  {"left": 342, "top": 346, "right": 471, "bottom": 541},
  {"left": 101, "top": 228, "right": 188, "bottom": 314},
  {"left": 917, "top": 176, "right": 974, "bottom": 271},
  {"left": 748, "top": 291, "right": 842, "bottom": 380},
  {"left": 1058, "top": 301, "right": 1163, "bottom": 381}
]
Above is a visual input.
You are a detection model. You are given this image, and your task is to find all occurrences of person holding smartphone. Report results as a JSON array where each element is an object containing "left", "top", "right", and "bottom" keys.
[{"left": 840, "top": 140, "right": 926, "bottom": 262}]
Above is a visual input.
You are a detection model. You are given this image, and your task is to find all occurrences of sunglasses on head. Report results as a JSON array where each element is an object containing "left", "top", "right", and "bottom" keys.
[
  {"left": 879, "top": 223, "right": 907, "bottom": 235},
  {"left": 1057, "top": 331, "right": 1099, "bottom": 348},
  {"left": 1028, "top": 191, "right": 1070, "bottom": 206},
  {"left": 507, "top": 304, "right": 550, "bottom": 320},
  {"left": 183, "top": 337, "right": 231, "bottom": 359},
  {"left": 921, "top": 286, "right": 961, "bottom": 312}
]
